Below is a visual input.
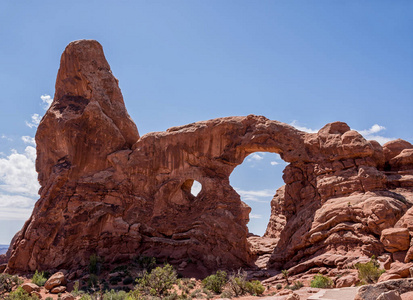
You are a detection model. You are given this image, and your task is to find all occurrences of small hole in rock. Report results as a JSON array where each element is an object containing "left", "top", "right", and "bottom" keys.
[
  {"left": 182, "top": 179, "right": 202, "bottom": 197},
  {"left": 191, "top": 180, "right": 202, "bottom": 197}
]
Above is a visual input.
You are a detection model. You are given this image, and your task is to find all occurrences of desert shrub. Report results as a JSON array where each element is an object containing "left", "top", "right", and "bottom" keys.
[
  {"left": 88, "top": 274, "right": 99, "bottom": 288},
  {"left": 0, "top": 273, "right": 22, "bottom": 295},
  {"left": 202, "top": 288, "right": 213, "bottom": 300},
  {"left": 89, "top": 254, "right": 102, "bottom": 275},
  {"left": 310, "top": 274, "right": 333, "bottom": 288},
  {"left": 281, "top": 270, "right": 289, "bottom": 284},
  {"left": 190, "top": 288, "right": 204, "bottom": 298},
  {"left": 136, "top": 264, "right": 177, "bottom": 296},
  {"left": 285, "top": 280, "right": 304, "bottom": 291},
  {"left": 202, "top": 270, "right": 227, "bottom": 294},
  {"left": 245, "top": 280, "right": 265, "bottom": 295},
  {"left": 126, "top": 289, "right": 142, "bottom": 300},
  {"left": 355, "top": 256, "right": 385, "bottom": 284},
  {"left": 227, "top": 270, "right": 248, "bottom": 297},
  {"left": 220, "top": 289, "right": 233, "bottom": 298},
  {"left": 7, "top": 287, "right": 39, "bottom": 300},
  {"left": 163, "top": 292, "right": 179, "bottom": 300},
  {"left": 276, "top": 283, "right": 282, "bottom": 290},
  {"left": 45, "top": 297, "right": 53, "bottom": 300},
  {"left": 32, "top": 270, "right": 47, "bottom": 286},
  {"left": 103, "top": 289, "right": 129, "bottom": 300}
]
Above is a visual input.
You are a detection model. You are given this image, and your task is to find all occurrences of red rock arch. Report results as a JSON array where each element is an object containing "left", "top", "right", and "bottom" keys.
[{"left": 6, "top": 40, "right": 413, "bottom": 276}]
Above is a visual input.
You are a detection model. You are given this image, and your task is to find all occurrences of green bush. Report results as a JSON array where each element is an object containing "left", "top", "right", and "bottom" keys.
[
  {"left": 227, "top": 270, "right": 247, "bottom": 297},
  {"left": 245, "top": 280, "right": 265, "bottom": 295},
  {"left": 32, "top": 270, "right": 47, "bottom": 286},
  {"left": 220, "top": 290, "right": 233, "bottom": 298},
  {"left": 202, "top": 270, "right": 227, "bottom": 294},
  {"left": 7, "top": 287, "right": 39, "bottom": 300},
  {"left": 0, "top": 273, "right": 22, "bottom": 295},
  {"left": 310, "top": 274, "right": 333, "bottom": 288},
  {"left": 136, "top": 264, "right": 177, "bottom": 296},
  {"left": 127, "top": 289, "right": 142, "bottom": 300},
  {"left": 88, "top": 274, "right": 99, "bottom": 288},
  {"left": 281, "top": 270, "right": 290, "bottom": 284},
  {"left": 276, "top": 283, "right": 282, "bottom": 290},
  {"left": 89, "top": 254, "right": 102, "bottom": 275},
  {"left": 286, "top": 281, "right": 304, "bottom": 291},
  {"left": 103, "top": 289, "right": 129, "bottom": 300},
  {"left": 355, "top": 256, "right": 385, "bottom": 284}
]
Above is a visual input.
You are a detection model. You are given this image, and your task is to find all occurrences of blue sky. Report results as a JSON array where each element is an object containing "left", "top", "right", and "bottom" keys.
[{"left": 0, "top": 1, "right": 412, "bottom": 243}]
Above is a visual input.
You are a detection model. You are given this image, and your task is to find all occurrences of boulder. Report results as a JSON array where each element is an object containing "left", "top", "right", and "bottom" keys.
[
  {"left": 380, "top": 228, "right": 410, "bottom": 253},
  {"left": 355, "top": 278, "right": 413, "bottom": 300},
  {"left": 62, "top": 294, "right": 75, "bottom": 300},
  {"left": 336, "top": 274, "right": 358, "bottom": 287},
  {"left": 286, "top": 293, "right": 300, "bottom": 300},
  {"left": 44, "top": 272, "right": 67, "bottom": 291},
  {"left": 21, "top": 283, "right": 40, "bottom": 294},
  {"left": 51, "top": 286, "right": 67, "bottom": 294},
  {"left": 376, "top": 290, "right": 401, "bottom": 300}
]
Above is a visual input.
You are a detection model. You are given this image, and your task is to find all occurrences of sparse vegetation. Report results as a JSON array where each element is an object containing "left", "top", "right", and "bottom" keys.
[
  {"left": 281, "top": 269, "right": 290, "bottom": 285},
  {"left": 136, "top": 264, "right": 177, "bottom": 296},
  {"left": 0, "top": 273, "right": 22, "bottom": 295},
  {"left": 89, "top": 254, "right": 102, "bottom": 275},
  {"left": 310, "top": 274, "right": 333, "bottom": 288},
  {"left": 7, "top": 286, "right": 39, "bottom": 300},
  {"left": 202, "top": 270, "right": 227, "bottom": 294},
  {"left": 355, "top": 256, "right": 385, "bottom": 284},
  {"left": 245, "top": 280, "right": 265, "bottom": 295},
  {"left": 227, "top": 269, "right": 247, "bottom": 297},
  {"left": 32, "top": 270, "right": 47, "bottom": 286},
  {"left": 286, "top": 280, "right": 304, "bottom": 291},
  {"left": 102, "top": 289, "right": 129, "bottom": 300}
]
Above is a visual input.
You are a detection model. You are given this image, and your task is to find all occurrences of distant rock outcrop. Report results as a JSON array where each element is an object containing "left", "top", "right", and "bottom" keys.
[{"left": 5, "top": 40, "right": 413, "bottom": 277}]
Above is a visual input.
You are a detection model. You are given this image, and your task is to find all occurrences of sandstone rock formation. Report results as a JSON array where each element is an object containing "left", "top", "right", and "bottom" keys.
[{"left": 5, "top": 40, "right": 413, "bottom": 278}]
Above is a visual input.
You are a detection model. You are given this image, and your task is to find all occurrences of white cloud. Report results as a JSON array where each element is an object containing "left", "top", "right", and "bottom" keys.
[
  {"left": 359, "top": 124, "right": 386, "bottom": 136},
  {"left": 247, "top": 153, "right": 264, "bottom": 162},
  {"left": 1, "top": 134, "right": 12, "bottom": 141},
  {"left": 270, "top": 161, "right": 279, "bottom": 166},
  {"left": 234, "top": 188, "right": 275, "bottom": 203},
  {"left": 0, "top": 146, "right": 39, "bottom": 197},
  {"left": 290, "top": 120, "right": 318, "bottom": 133},
  {"left": 363, "top": 135, "right": 394, "bottom": 145},
  {"left": 0, "top": 194, "right": 35, "bottom": 209},
  {"left": 41, "top": 94, "right": 53, "bottom": 110},
  {"left": 250, "top": 214, "right": 262, "bottom": 219},
  {"left": 0, "top": 206, "right": 33, "bottom": 221},
  {"left": 25, "top": 114, "right": 41, "bottom": 128},
  {"left": 357, "top": 124, "right": 395, "bottom": 145},
  {"left": 21, "top": 136, "right": 36, "bottom": 146}
]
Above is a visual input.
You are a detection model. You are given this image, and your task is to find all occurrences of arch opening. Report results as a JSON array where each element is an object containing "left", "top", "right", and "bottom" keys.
[
  {"left": 229, "top": 152, "right": 286, "bottom": 236},
  {"left": 181, "top": 179, "right": 202, "bottom": 197}
]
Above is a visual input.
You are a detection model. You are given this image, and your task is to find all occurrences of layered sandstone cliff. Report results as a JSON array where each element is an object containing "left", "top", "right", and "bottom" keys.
[{"left": 5, "top": 40, "right": 413, "bottom": 277}]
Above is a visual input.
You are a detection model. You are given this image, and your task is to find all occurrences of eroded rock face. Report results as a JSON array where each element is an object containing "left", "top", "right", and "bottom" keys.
[{"left": 5, "top": 40, "right": 413, "bottom": 275}]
